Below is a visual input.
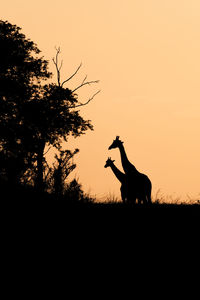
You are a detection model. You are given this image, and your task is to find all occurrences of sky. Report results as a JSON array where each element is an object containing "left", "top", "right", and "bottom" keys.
[{"left": 1, "top": 0, "right": 200, "bottom": 201}]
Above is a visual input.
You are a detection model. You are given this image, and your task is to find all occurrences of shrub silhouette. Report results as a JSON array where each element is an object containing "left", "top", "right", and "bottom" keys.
[
  {"left": 63, "top": 179, "right": 94, "bottom": 203},
  {"left": 45, "top": 148, "right": 79, "bottom": 197}
]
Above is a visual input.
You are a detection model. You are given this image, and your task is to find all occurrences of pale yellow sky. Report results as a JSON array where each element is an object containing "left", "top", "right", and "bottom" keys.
[{"left": 2, "top": 0, "right": 200, "bottom": 201}]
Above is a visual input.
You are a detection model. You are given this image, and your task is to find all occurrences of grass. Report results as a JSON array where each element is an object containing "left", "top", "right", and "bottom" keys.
[
  {"left": 1, "top": 182, "right": 199, "bottom": 229},
  {"left": 1, "top": 181, "right": 200, "bottom": 207},
  {"left": 2, "top": 187, "right": 199, "bottom": 243}
]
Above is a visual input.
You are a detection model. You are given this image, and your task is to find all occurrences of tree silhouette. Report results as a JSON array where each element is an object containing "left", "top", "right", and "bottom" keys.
[
  {"left": 0, "top": 20, "right": 51, "bottom": 186},
  {"left": 23, "top": 48, "right": 100, "bottom": 192},
  {"left": 0, "top": 21, "right": 100, "bottom": 193}
]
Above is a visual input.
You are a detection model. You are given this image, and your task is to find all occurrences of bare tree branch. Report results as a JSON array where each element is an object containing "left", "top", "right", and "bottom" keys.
[
  {"left": 59, "top": 60, "right": 63, "bottom": 72},
  {"left": 52, "top": 47, "right": 62, "bottom": 86},
  {"left": 61, "top": 63, "right": 82, "bottom": 87},
  {"left": 52, "top": 48, "right": 100, "bottom": 108},
  {"left": 44, "top": 146, "right": 52, "bottom": 156},
  {"left": 72, "top": 79, "right": 100, "bottom": 93},
  {"left": 68, "top": 90, "right": 101, "bottom": 109},
  {"left": 82, "top": 75, "right": 87, "bottom": 85}
]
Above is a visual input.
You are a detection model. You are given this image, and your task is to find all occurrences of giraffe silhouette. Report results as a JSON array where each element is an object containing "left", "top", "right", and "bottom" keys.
[
  {"left": 104, "top": 157, "right": 136, "bottom": 204},
  {"left": 108, "top": 136, "right": 152, "bottom": 204}
]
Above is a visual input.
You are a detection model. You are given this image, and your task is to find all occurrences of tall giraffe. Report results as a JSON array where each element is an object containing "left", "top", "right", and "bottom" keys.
[
  {"left": 108, "top": 136, "right": 152, "bottom": 204},
  {"left": 104, "top": 157, "right": 136, "bottom": 204}
]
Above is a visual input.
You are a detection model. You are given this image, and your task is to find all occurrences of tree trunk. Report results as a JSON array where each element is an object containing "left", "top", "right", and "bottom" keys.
[{"left": 35, "top": 140, "right": 45, "bottom": 193}]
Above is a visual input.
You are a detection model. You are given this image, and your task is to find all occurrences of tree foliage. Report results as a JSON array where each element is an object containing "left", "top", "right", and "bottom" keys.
[
  {"left": 0, "top": 20, "right": 51, "bottom": 184},
  {"left": 0, "top": 20, "right": 99, "bottom": 192}
]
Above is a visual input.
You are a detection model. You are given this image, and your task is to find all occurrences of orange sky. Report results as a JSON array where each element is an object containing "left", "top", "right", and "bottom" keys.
[{"left": 2, "top": 0, "right": 200, "bottom": 201}]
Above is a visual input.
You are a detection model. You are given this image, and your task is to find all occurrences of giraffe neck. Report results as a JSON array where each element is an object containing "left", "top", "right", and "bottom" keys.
[
  {"left": 109, "top": 163, "right": 125, "bottom": 183},
  {"left": 118, "top": 143, "right": 138, "bottom": 174}
]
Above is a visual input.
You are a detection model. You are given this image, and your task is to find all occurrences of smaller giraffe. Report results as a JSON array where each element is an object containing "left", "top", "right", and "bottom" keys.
[
  {"left": 104, "top": 157, "right": 136, "bottom": 204},
  {"left": 108, "top": 136, "right": 152, "bottom": 204}
]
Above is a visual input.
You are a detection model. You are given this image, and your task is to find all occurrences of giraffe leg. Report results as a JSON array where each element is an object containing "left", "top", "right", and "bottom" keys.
[
  {"left": 120, "top": 186, "right": 127, "bottom": 204},
  {"left": 146, "top": 192, "right": 152, "bottom": 204},
  {"left": 146, "top": 179, "right": 152, "bottom": 204},
  {"left": 146, "top": 184, "right": 152, "bottom": 204},
  {"left": 138, "top": 193, "right": 147, "bottom": 205},
  {"left": 127, "top": 191, "right": 136, "bottom": 204}
]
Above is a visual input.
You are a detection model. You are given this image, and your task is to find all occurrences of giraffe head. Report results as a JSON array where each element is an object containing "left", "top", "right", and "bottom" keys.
[
  {"left": 108, "top": 136, "right": 124, "bottom": 150},
  {"left": 104, "top": 157, "right": 115, "bottom": 168}
]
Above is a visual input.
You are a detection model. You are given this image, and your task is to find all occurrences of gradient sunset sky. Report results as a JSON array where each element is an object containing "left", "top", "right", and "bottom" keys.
[{"left": 2, "top": 0, "right": 200, "bottom": 201}]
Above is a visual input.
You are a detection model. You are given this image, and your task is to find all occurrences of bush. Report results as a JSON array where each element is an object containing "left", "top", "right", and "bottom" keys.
[{"left": 63, "top": 179, "right": 94, "bottom": 204}]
